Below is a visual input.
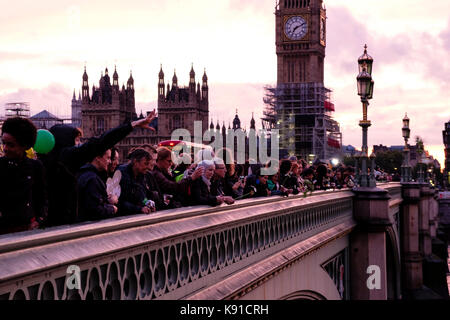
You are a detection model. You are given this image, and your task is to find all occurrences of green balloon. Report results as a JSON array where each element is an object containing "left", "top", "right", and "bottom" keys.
[{"left": 34, "top": 129, "right": 55, "bottom": 154}]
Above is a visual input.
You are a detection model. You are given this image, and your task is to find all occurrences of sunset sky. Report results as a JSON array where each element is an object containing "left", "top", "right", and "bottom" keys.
[{"left": 0, "top": 0, "right": 449, "bottom": 165}]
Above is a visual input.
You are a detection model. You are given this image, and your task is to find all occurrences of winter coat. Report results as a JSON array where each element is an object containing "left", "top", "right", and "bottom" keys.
[
  {"left": 118, "top": 164, "right": 147, "bottom": 216},
  {"left": 39, "top": 122, "right": 133, "bottom": 226},
  {"left": 224, "top": 175, "right": 243, "bottom": 199},
  {"left": 243, "top": 175, "right": 270, "bottom": 198},
  {"left": 152, "top": 166, "right": 192, "bottom": 208},
  {"left": 280, "top": 173, "right": 300, "bottom": 195},
  {"left": 190, "top": 178, "right": 219, "bottom": 207},
  {"left": 211, "top": 176, "right": 231, "bottom": 197},
  {"left": 0, "top": 156, "right": 47, "bottom": 231},
  {"left": 76, "top": 164, "right": 115, "bottom": 222},
  {"left": 143, "top": 171, "right": 165, "bottom": 210}
]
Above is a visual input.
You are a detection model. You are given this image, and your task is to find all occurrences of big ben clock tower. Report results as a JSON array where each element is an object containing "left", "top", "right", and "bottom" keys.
[
  {"left": 265, "top": 0, "right": 341, "bottom": 162},
  {"left": 276, "top": 0, "right": 326, "bottom": 84}
]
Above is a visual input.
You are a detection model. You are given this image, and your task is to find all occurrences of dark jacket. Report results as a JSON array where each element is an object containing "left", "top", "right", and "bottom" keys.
[
  {"left": 243, "top": 175, "right": 269, "bottom": 198},
  {"left": 152, "top": 166, "right": 192, "bottom": 208},
  {"left": 224, "top": 175, "right": 243, "bottom": 199},
  {"left": 39, "top": 122, "right": 133, "bottom": 226},
  {"left": 118, "top": 163, "right": 147, "bottom": 216},
  {"left": 76, "top": 164, "right": 115, "bottom": 222},
  {"left": 190, "top": 178, "right": 219, "bottom": 207},
  {"left": 143, "top": 171, "right": 165, "bottom": 210},
  {"left": 0, "top": 156, "right": 47, "bottom": 230},
  {"left": 280, "top": 173, "right": 300, "bottom": 195},
  {"left": 267, "top": 179, "right": 285, "bottom": 196},
  {"left": 211, "top": 176, "right": 229, "bottom": 197}
]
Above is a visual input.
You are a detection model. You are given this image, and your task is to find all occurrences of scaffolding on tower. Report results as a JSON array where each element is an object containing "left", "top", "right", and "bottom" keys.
[
  {"left": 262, "top": 82, "right": 342, "bottom": 162},
  {"left": 5, "top": 102, "right": 30, "bottom": 118}
]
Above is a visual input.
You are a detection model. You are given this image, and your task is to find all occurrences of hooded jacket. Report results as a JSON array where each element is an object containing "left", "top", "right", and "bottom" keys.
[
  {"left": 39, "top": 122, "right": 133, "bottom": 226},
  {"left": 76, "top": 163, "right": 115, "bottom": 222}
]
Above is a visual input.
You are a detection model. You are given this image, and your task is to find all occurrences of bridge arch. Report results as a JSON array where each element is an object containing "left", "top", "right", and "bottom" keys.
[
  {"left": 385, "top": 225, "right": 402, "bottom": 299},
  {"left": 280, "top": 290, "right": 327, "bottom": 300}
]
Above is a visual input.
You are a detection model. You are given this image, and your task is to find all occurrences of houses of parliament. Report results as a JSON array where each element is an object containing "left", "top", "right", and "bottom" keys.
[
  {"left": 72, "top": 0, "right": 341, "bottom": 162},
  {"left": 72, "top": 65, "right": 254, "bottom": 160}
]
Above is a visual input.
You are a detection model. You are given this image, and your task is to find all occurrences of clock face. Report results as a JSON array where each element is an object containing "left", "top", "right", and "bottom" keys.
[{"left": 284, "top": 16, "right": 308, "bottom": 40}]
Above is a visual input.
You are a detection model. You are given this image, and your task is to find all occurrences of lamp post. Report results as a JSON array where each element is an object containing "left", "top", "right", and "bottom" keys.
[
  {"left": 401, "top": 113, "right": 412, "bottom": 182},
  {"left": 356, "top": 44, "right": 376, "bottom": 188}
]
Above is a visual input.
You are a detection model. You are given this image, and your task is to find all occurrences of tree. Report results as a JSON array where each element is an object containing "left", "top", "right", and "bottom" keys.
[
  {"left": 415, "top": 136, "right": 424, "bottom": 156},
  {"left": 343, "top": 155, "right": 357, "bottom": 167},
  {"left": 414, "top": 136, "right": 426, "bottom": 181},
  {"left": 374, "top": 150, "right": 403, "bottom": 174}
]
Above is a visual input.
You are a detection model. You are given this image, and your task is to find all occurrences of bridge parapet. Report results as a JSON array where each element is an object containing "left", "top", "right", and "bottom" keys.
[{"left": 0, "top": 189, "right": 354, "bottom": 300}]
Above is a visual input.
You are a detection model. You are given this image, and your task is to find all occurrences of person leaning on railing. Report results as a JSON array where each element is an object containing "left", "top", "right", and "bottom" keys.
[
  {"left": 243, "top": 168, "right": 271, "bottom": 198},
  {"left": 190, "top": 160, "right": 230, "bottom": 207},
  {"left": 117, "top": 149, "right": 155, "bottom": 216},
  {"left": 139, "top": 144, "right": 165, "bottom": 211},
  {"left": 76, "top": 148, "right": 118, "bottom": 222},
  {"left": 38, "top": 110, "right": 157, "bottom": 227},
  {"left": 0, "top": 117, "right": 47, "bottom": 235},
  {"left": 210, "top": 158, "right": 235, "bottom": 205},
  {"left": 279, "top": 159, "right": 298, "bottom": 195},
  {"left": 152, "top": 147, "right": 204, "bottom": 208},
  {"left": 225, "top": 163, "right": 245, "bottom": 199}
]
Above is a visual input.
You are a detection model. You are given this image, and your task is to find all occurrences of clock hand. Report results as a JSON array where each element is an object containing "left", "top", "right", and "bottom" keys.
[{"left": 293, "top": 23, "right": 305, "bottom": 33}]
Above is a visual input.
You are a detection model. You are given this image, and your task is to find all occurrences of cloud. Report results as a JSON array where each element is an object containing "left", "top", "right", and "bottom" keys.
[
  {"left": 0, "top": 51, "right": 41, "bottom": 61},
  {"left": 440, "top": 19, "right": 450, "bottom": 51},
  {"left": 326, "top": 6, "right": 450, "bottom": 88},
  {"left": 323, "top": 4, "right": 449, "bottom": 163},
  {"left": 227, "top": 0, "right": 273, "bottom": 13},
  {"left": 208, "top": 82, "right": 267, "bottom": 129}
]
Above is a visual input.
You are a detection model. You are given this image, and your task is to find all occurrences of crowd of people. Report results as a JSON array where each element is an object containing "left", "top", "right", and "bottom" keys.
[{"left": 0, "top": 114, "right": 358, "bottom": 235}]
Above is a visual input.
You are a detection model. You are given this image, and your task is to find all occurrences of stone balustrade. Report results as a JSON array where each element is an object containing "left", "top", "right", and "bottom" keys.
[
  {"left": 2, "top": 182, "right": 443, "bottom": 300},
  {"left": 0, "top": 189, "right": 354, "bottom": 300}
]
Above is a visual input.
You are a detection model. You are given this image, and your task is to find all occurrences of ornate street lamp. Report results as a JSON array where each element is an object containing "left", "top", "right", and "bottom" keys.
[
  {"left": 356, "top": 45, "right": 376, "bottom": 188},
  {"left": 358, "top": 44, "right": 374, "bottom": 75},
  {"left": 401, "top": 113, "right": 412, "bottom": 182}
]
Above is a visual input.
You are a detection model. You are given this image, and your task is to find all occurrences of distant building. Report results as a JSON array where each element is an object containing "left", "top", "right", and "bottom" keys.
[
  {"left": 373, "top": 143, "right": 439, "bottom": 169},
  {"left": 157, "top": 65, "right": 209, "bottom": 142},
  {"left": 71, "top": 90, "right": 82, "bottom": 128},
  {"left": 263, "top": 0, "right": 342, "bottom": 162},
  {"left": 208, "top": 111, "right": 259, "bottom": 163},
  {"left": 5, "top": 102, "right": 30, "bottom": 118},
  {"left": 443, "top": 121, "right": 450, "bottom": 187},
  {"left": 80, "top": 66, "right": 157, "bottom": 160},
  {"left": 1, "top": 102, "right": 31, "bottom": 133},
  {"left": 342, "top": 145, "right": 358, "bottom": 157},
  {"left": 30, "top": 110, "right": 63, "bottom": 129}
]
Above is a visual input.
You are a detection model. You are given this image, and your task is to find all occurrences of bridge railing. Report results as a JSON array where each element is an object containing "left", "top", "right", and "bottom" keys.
[{"left": 0, "top": 189, "right": 355, "bottom": 300}]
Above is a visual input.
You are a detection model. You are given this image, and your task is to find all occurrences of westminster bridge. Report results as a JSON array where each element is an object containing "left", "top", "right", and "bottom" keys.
[{"left": 0, "top": 182, "right": 448, "bottom": 300}]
